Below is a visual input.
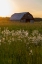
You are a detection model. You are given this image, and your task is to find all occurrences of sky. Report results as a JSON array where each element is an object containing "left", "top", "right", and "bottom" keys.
[{"left": 0, "top": 0, "right": 42, "bottom": 17}]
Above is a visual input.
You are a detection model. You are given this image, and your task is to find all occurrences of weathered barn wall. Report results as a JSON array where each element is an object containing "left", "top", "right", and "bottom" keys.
[{"left": 10, "top": 12, "right": 34, "bottom": 22}]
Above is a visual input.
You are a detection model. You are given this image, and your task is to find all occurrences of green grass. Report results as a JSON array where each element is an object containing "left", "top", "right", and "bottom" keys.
[
  {"left": 0, "top": 21, "right": 42, "bottom": 64},
  {"left": 0, "top": 39, "right": 42, "bottom": 64},
  {"left": 0, "top": 21, "right": 42, "bottom": 32}
]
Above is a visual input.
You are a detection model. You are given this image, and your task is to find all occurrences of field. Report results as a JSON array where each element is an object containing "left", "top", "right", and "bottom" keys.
[{"left": 0, "top": 18, "right": 42, "bottom": 64}]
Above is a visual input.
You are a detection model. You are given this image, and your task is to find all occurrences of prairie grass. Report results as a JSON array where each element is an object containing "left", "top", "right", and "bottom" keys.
[
  {"left": 0, "top": 21, "right": 42, "bottom": 34},
  {"left": 0, "top": 19, "right": 42, "bottom": 64}
]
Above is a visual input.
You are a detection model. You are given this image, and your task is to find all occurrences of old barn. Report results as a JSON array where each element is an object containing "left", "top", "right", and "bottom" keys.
[{"left": 10, "top": 12, "right": 34, "bottom": 22}]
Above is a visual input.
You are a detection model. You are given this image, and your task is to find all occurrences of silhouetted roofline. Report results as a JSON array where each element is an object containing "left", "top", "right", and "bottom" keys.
[{"left": 10, "top": 12, "right": 34, "bottom": 21}]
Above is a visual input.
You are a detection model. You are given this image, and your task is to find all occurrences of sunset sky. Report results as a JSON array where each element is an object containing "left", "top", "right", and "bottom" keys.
[{"left": 0, "top": 0, "right": 42, "bottom": 17}]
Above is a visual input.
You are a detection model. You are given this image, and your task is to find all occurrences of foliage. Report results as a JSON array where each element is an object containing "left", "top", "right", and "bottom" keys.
[
  {"left": 0, "top": 27, "right": 42, "bottom": 64},
  {"left": 0, "top": 18, "right": 42, "bottom": 64}
]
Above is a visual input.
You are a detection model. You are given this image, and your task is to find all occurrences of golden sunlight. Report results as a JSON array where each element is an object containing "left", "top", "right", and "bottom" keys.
[{"left": 0, "top": 0, "right": 13, "bottom": 17}]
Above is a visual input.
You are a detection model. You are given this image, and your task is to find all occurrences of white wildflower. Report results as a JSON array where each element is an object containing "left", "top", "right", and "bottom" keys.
[
  {"left": 32, "top": 30, "right": 39, "bottom": 36},
  {"left": 2, "top": 38, "right": 5, "bottom": 41},
  {"left": 11, "top": 30, "right": 14, "bottom": 33},
  {"left": 12, "top": 38, "right": 14, "bottom": 41},
  {"left": 32, "top": 36, "right": 36, "bottom": 42},
  {"left": 28, "top": 37, "right": 32, "bottom": 40},
  {"left": 30, "top": 50, "right": 33, "bottom": 54},
  {"left": 25, "top": 31, "right": 29, "bottom": 37},
  {"left": 12, "top": 33, "right": 15, "bottom": 36},
  {"left": 37, "top": 35, "right": 42, "bottom": 40}
]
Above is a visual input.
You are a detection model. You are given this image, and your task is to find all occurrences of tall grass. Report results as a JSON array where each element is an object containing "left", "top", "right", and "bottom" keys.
[
  {"left": 0, "top": 21, "right": 42, "bottom": 34},
  {"left": 0, "top": 18, "right": 42, "bottom": 64}
]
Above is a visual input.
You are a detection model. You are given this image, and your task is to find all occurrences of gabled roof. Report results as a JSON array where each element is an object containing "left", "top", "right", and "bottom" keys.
[{"left": 10, "top": 12, "right": 30, "bottom": 20}]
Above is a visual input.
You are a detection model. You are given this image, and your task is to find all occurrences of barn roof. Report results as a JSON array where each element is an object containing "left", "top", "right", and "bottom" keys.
[{"left": 10, "top": 12, "right": 30, "bottom": 20}]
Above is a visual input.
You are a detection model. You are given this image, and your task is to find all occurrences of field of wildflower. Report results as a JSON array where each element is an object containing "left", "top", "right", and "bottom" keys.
[{"left": 0, "top": 20, "right": 42, "bottom": 64}]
